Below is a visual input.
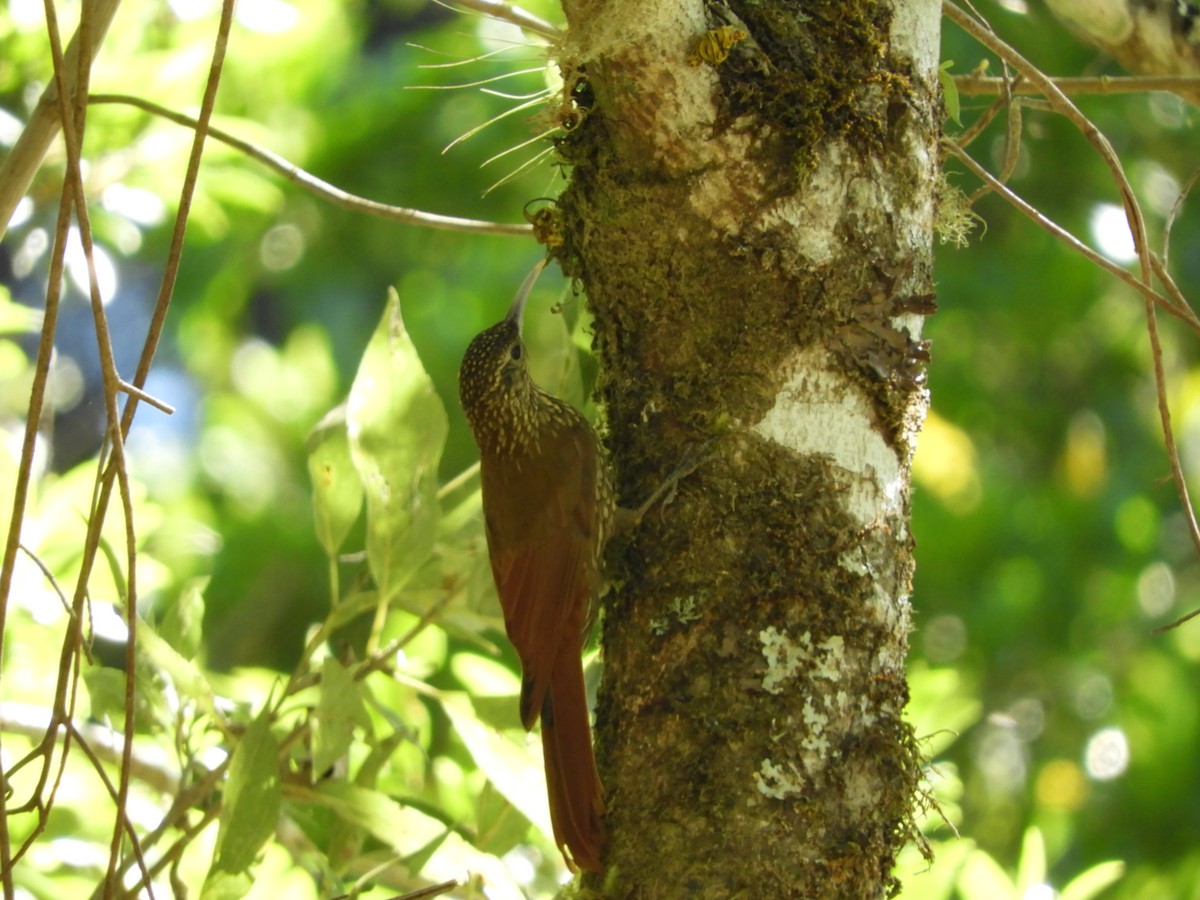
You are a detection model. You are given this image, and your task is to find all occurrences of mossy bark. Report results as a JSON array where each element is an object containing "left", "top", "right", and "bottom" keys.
[{"left": 554, "top": 1, "right": 940, "bottom": 896}]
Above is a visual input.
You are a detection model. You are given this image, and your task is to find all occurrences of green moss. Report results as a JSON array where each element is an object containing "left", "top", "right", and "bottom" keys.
[
  {"left": 553, "top": 4, "right": 935, "bottom": 890},
  {"left": 718, "top": 0, "right": 912, "bottom": 173}
]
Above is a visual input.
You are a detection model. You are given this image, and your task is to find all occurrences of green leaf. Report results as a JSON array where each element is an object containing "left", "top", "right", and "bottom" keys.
[
  {"left": 958, "top": 848, "right": 1016, "bottom": 900},
  {"left": 1015, "top": 826, "right": 1046, "bottom": 893},
  {"left": 907, "top": 666, "right": 982, "bottom": 757},
  {"left": 313, "top": 656, "right": 370, "bottom": 775},
  {"left": 939, "top": 59, "right": 960, "bottom": 125},
  {"left": 295, "top": 781, "right": 447, "bottom": 857},
  {"left": 346, "top": 287, "right": 448, "bottom": 602},
  {"left": 306, "top": 403, "right": 364, "bottom": 559},
  {"left": 197, "top": 871, "right": 253, "bottom": 900},
  {"left": 95, "top": 530, "right": 129, "bottom": 604},
  {"left": 475, "top": 781, "right": 527, "bottom": 858},
  {"left": 160, "top": 577, "right": 207, "bottom": 660},
  {"left": 439, "top": 480, "right": 482, "bottom": 537},
  {"left": 322, "top": 588, "right": 381, "bottom": 634},
  {"left": 202, "top": 707, "right": 281, "bottom": 899},
  {"left": 1060, "top": 860, "right": 1126, "bottom": 900},
  {"left": 894, "top": 837, "right": 973, "bottom": 900},
  {"left": 436, "top": 690, "right": 552, "bottom": 840},
  {"left": 288, "top": 781, "right": 529, "bottom": 890},
  {"left": 138, "top": 614, "right": 223, "bottom": 724},
  {"left": 82, "top": 666, "right": 128, "bottom": 724}
]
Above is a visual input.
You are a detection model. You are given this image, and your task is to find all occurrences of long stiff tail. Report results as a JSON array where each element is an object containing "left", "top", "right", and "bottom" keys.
[{"left": 540, "top": 648, "right": 606, "bottom": 872}]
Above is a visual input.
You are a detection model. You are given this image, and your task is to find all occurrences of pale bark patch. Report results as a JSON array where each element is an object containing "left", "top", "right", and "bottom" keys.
[{"left": 752, "top": 346, "right": 906, "bottom": 524}]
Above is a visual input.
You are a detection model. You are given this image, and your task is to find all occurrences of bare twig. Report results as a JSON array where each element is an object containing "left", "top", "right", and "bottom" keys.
[
  {"left": 14, "top": 545, "right": 90, "bottom": 661},
  {"left": 942, "top": 142, "right": 1198, "bottom": 333},
  {"left": 954, "top": 73, "right": 1200, "bottom": 96},
  {"left": 354, "top": 591, "right": 458, "bottom": 682},
  {"left": 23, "top": 0, "right": 151, "bottom": 892},
  {"left": 88, "top": 94, "right": 533, "bottom": 237},
  {"left": 1152, "top": 167, "right": 1200, "bottom": 632},
  {"left": 113, "top": 804, "right": 222, "bottom": 899},
  {"left": 67, "top": 723, "right": 156, "bottom": 892},
  {"left": 116, "top": 380, "right": 176, "bottom": 415},
  {"left": 1161, "top": 165, "right": 1200, "bottom": 271},
  {"left": 438, "top": 460, "right": 481, "bottom": 498},
  {"left": 437, "top": 0, "right": 563, "bottom": 42},
  {"left": 955, "top": 88, "right": 1010, "bottom": 149},
  {"left": 945, "top": 0, "right": 1200, "bottom": 624},
  {"left": 25, "top": 0, "right": 151, "bottom": 891},
  {"left": 0, "top": 0, "right": 121, "bottom": 242},
  {"left": 0, "top": 181, "right": 75, "bottom": 885},
  {"left": 945, "top": 2, "right": 1153, "bottom": 270},
  {"left": 3, "top": 0, "right": 554, "bottom": 891},
  {"left": 0, "top": 0, "right": 114, "bottom": 885},
  {"left": 0, "top": 705, "right": 180, "bottom": 795},
  {"left": 1154, "top": 604, "right": 1200, "bottom": 632},
  {"left": 97, "top": 755, "right": 230, "bottom": 898},
  {"left": 1142, "top": 292, "right": 1200, "bottom": 631}
]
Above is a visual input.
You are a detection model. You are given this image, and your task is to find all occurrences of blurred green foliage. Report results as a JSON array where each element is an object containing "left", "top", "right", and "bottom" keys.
[{"left": 1, "top": 0, "right": 1199, "bottom": 897}]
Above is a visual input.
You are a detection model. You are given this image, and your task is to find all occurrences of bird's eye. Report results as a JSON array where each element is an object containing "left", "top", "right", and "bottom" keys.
[{"left": 510, "top": 344, "right": 522, "bottom": 360}]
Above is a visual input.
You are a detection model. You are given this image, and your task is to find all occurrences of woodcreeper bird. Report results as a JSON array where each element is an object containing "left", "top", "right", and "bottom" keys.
[{"left": 459, "top": 258, "right": 609, "bottom": 872}]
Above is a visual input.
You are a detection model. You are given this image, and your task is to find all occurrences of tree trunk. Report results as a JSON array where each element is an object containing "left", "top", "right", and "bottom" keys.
[{"left": 555, "top": 0, "right": 941, "bottom": 896}]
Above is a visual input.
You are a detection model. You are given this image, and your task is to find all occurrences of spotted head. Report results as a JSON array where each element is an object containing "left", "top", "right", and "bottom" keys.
[{"left": 459, "top": 258, "right": 549, "bottom": 438}]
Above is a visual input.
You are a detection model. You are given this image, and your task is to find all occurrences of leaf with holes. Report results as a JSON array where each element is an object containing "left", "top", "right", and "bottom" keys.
[
  {"left": 346, "top": 288, "right": 448, "bottom": 602},
  {"left": 306, "top": 403, "right": 364, "bottom": 560}
]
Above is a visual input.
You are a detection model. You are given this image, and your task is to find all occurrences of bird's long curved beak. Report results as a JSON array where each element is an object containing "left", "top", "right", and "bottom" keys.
[{"left": 504, "top": 257, "right": 550, "bottom": 333}]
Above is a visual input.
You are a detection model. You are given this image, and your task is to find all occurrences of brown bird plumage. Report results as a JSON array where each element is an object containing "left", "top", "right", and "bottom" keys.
[{"left": 459, "top": 259, "right": 609, "bottom": 872}]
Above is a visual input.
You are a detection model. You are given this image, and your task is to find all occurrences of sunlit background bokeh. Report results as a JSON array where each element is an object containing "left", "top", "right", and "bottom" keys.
[{"left": 2, "top": 0, "right": 1200, "bottom": 897}]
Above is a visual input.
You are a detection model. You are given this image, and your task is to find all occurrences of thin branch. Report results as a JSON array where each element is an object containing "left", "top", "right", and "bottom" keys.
[
  {"left": 118, "top": 0, "right": 239, "bottom": 453},
  {"left": 1154, "top": 604, "right": 1200, "bottom": 632},
  {"left": 0, "top": 0, "right": 121, "bottom": 242},
  {"left": 1, "top": 0, "right": 117, "bottom": 884},
  {"left": 1142, "top": 294, "right": 1200, "bottom": 631},
  {"left": 955, "top": 84, "right": 1011, "bottom": 149},
  {"left": 15, "top": 545, "right": 91, "bottom": 662},
  {"left": 66, "top": 723, "right": 156, "bottom": 893},
  {"left": 91, "top": 749, "right": 230, "bottom": 900},
  {"left": 117, "top": 380, "right": 175, "bottom": 415},
  {"left": 945, "top": 3, "right": 1154, "bottom": 275},
  {"left": 438, "top": 461, "right": 480, "bottom": 498},
  {"left": 0, "top": 183, "right": 76, "bottom": 882},
  {"left": 31, "top": 0, "right": 148, "bottom": 893},
  {"left": 114, "top": 803, "right": 222, "bottom": 899},
  {"left": 946, "top": 0, "right": 1200, "bottom": 624},
  {"left": 88, "top": 95, "right": 531, "bottom": 236},
  {"left": 435, "top": 0, "right": 563, "bottom": 42},
  {"left": 954, "top": 73, "right": 1200, "bottom": 96},
  {"left": 11, "top": 633, "right": 86, "bottom": 865},
  {"left": 0, "top": 705, "right": 180, "bottom": 796},
  {"left": 942, "top": 141, "right": 1198, "bottom": 333},
  {"left": 353, "top": 591, "right": 458, "bottom": 683},
  {"left": 1161, "top": 165, "right": 1200, "bottom": 271}
]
